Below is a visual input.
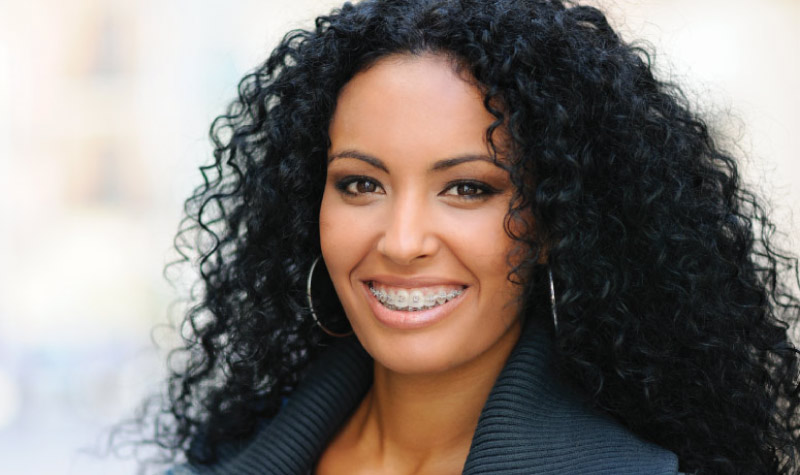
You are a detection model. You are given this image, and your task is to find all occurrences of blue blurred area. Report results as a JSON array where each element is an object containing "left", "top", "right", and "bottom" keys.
[{"left": 0, "top": 336, "right": 157, "bottom": 474}]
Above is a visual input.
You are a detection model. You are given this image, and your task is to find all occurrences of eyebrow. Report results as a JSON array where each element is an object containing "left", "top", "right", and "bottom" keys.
[{"left": 327, "top": 149, "right": 500, "bottom": 172}]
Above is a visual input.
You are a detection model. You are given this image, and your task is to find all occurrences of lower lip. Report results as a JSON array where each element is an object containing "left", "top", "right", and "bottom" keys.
[{"left": 361, "top": 282, "right": 468, "bottom": 330}]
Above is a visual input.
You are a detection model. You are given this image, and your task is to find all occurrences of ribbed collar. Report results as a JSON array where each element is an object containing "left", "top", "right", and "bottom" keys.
[{"left": 198, "top": 321, "right": 678, "bottom": 474}]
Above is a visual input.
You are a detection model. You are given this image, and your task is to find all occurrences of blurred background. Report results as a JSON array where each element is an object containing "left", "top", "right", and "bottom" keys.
[{"left": 0, "top": 0, "right": 797, "bottom": 473}]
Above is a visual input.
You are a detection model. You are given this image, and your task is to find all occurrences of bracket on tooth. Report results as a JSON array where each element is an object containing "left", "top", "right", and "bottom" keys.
[{"left": 370, "top": 286, "right": 463, "bottom": 311}]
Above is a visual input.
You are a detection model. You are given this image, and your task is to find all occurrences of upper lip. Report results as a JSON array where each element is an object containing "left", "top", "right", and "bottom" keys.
[{"left": 363, "top": 275, "right": 468, "bottom": 288}]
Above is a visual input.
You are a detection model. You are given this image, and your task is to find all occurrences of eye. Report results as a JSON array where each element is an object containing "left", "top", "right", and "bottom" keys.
[
  {"left": 449, "top": 183, "right": 481, "bottom": 196},
  {"left": 442, "top": 181, "right": 498, "bottom": 200},
  {"left": 352, "top": 180, "right": 378, "bottom": 194},
  {"left": 335, "top": 176, "right": 384, "bottom": 196}
]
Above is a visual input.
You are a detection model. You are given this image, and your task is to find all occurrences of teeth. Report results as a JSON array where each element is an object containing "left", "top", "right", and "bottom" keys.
[
  {"left": 369, "top": 283, "right": 464, "bottom": 311},
  {"left": 410, "top": 290, "right": 424, "bottom": 310},
  {"left": 423, "top": 293, "right": 437, "bottom": 307},
  {"left": 395, "top": 289, "right": 409, "bottom": 307}
]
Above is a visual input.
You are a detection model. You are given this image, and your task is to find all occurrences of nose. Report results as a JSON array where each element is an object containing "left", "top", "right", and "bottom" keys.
[{"left": 376, "top": 192, "right": 439, "bottom": 265}]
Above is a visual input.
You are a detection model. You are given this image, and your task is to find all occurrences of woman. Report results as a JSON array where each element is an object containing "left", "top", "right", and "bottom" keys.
[{"left": 145, "top": 0, "right": 800, "bottom": 473}]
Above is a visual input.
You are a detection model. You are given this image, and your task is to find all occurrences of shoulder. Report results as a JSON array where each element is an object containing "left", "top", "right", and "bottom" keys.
[{"left": 464, "top": 322, "right": 679, "bottom": 474}]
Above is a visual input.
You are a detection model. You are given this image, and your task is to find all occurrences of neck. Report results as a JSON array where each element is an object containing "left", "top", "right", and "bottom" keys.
[{"left": 352, "top": 321, "right": 521, "bottom": 471}]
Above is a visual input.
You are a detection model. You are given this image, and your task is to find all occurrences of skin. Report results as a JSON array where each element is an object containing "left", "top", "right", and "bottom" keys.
[{"left": 317, "top": 53, "right": 524, "bottom": 474}]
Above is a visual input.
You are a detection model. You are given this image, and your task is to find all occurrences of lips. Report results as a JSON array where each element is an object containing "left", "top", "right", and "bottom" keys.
[{"left": 361, "top": 278, "right": 469, "bottom": 329}]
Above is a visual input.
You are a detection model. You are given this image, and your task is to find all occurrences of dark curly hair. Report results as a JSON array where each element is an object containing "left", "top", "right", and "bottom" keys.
[{"left": 133, "top": 0, "right": 800, "bottom": 473}]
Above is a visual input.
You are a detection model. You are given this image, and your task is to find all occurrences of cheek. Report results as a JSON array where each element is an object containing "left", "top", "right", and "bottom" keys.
[
  {"left": 319, "top": 191, "right": 373, "bottom": 281},
  {"left": 448, "top": 206, "right": 514, "bottom": 270},
  {"left": 318, "top": 192, "right": 376, "bottom": 333},
  {"left": 319, "top": 193, "right": 348, "bottom": 271},
  {"left": 451, "top": 207, "right": 521, "bottom": 309}
]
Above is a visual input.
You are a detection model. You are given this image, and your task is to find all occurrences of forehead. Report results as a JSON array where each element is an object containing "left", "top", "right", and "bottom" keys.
[{"left": 328, "top": 54, "right": 499, "bottom": 163}]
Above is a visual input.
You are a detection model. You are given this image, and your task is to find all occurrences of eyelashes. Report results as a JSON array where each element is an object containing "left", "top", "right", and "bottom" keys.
[{"left": 333, "top": 176, "right": 500, "bottom": 201}]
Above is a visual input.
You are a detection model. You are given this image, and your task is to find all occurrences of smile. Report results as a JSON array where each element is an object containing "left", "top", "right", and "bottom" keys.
[
  {"left": 362, "top": 280, "right": 469, "bottom": 330},
  {"left": 368, "top": 282, "right": 465, "bottom": 311}
]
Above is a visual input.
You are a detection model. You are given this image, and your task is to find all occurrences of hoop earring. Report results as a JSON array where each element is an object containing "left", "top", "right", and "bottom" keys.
[
  {"left": 548, "top": 266, "right": 558, "bottom": 332},
  {"left": 306, "top": 256, "right": 353, "bottom": 338}
]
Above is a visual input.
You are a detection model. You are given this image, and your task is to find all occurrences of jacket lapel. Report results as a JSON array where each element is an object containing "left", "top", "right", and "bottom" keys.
[
  {"left": 463, "top": 321, "right": 678, "bottom": 474},
  {"left": 201, "top": 322, "right": 677, "bottom": 474}
]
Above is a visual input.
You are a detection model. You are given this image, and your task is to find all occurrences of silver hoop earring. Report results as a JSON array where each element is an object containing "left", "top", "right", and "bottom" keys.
[
  {"left": 306, "top": 256, "right": 353, "bottom": 338},
  {"left": 548, "top": 266, "right": 558, "bottom": 332}
]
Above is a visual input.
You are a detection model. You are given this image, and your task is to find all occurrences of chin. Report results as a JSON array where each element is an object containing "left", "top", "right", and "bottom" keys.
[
  {"left": 352, "top": 316, "right": 520, "bottom": 377},
  {"left": 365, "top": 338, "right": 465, "bottom": 375}
]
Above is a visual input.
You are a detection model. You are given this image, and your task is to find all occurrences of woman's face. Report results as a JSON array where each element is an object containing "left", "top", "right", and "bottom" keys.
[{"left": 319, "top": 54, "right": 523, "bottom": 375}]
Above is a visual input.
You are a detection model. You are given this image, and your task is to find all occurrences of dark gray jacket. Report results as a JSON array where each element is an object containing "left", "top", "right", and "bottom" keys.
[{"left": 181, "top": 321, "right": 679, "bottom": 474}]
